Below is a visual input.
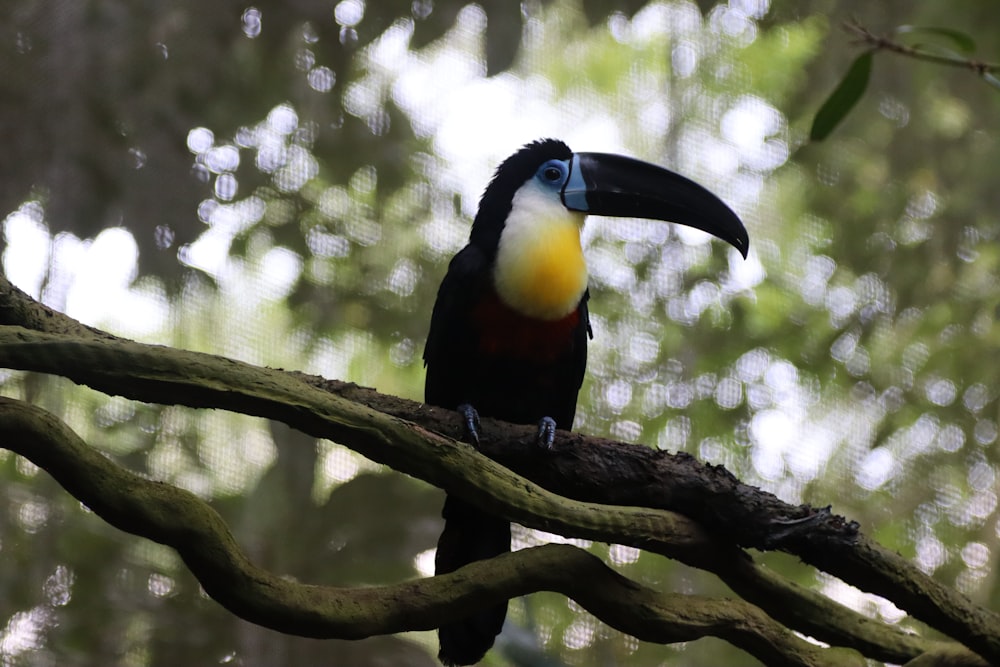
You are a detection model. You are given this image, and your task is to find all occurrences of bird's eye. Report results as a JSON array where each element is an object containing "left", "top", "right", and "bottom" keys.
[{"left": 536, "top": 160, "right": 568, "bottom": 186}]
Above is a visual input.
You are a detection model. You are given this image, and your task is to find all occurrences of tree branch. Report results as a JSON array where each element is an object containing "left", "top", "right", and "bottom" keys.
[
  {"left": 0, "top": 397, "right": 863, "bottom": 667},
  {"left": 0, "top": 274, "right": 995, "bottom": 665},
  {"left": 844, "top": 21, "right": 1000, "bottom": 75}
]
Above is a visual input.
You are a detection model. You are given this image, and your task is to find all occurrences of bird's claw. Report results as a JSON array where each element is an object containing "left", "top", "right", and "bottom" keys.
[
  {"left": 536, "top": 417, "right": 557, "bottom": 449},
  {"left": 457, "top": 403, "right": 481, "bottom": 447}
]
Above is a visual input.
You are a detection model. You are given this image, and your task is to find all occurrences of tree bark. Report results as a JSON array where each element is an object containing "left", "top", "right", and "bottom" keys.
[{"left": 0, "top": 274, "right": 994, "bottom": 666}]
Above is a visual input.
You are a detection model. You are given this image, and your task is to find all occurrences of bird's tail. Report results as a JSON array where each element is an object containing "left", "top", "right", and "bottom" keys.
[{"left": 435, "top": 494, "right": 511, "bottom": 666}]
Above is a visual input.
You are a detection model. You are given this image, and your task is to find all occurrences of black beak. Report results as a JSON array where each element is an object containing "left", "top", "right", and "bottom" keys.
[{"left": 561, "top": 152, "right": 749, "bottom": 258}]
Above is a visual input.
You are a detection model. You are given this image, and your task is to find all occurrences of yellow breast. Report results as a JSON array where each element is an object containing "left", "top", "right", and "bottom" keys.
[{"left": 493, "top": 187, "right": 588, "bottom": 320}]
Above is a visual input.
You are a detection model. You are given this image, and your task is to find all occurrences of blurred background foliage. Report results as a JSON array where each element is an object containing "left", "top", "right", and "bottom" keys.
[{"left": 1, "top": 0, "right": 999, "bottom": 665}]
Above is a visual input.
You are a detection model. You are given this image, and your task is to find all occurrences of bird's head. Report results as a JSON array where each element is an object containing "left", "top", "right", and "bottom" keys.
[
  {"left": 470, "top": 138, "right": 748, "bottom": 257},
  {"left": 469, "top": 138, "right": 748, "bottom": 320}
]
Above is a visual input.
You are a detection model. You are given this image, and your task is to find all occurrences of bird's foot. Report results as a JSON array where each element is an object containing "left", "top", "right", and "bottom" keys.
[
  {"left": 536, "top": 417, "right": 557, "bottom": 449},
  {"left": 456, "top": 403, "right": 481, "bottom": 447}
]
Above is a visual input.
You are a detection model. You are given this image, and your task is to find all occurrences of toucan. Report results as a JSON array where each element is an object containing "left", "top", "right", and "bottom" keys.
[{"left": 424, "top": 138, "right": 748, "bottom": 666}]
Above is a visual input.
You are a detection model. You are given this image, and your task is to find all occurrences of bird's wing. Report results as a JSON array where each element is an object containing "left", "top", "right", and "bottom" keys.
[
  {"left": 423, "top": 244, "right": 490, "bottom": 406},
  {"left": 570, "top": 288, "right": 591, "bottom": 395}
]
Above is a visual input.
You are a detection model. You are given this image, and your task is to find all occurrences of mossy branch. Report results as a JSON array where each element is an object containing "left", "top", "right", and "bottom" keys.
[
  {"left": 0, "top": 274, "right": 995, "bottom": 665},
  {"left": 0, "top": 397, "right": 859, "bottom": 667}
]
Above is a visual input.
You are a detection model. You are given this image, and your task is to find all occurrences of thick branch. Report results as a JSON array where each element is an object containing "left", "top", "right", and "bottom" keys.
[
  {"left": 0, "top": 275, "right": 995, "bottom": 665},
  {"left": 0, "top": 397, "right": 862, "bottom": 667},
  {"left": 0, "top": 329, "right": 990, "bottom": 660},
  {"left": 309, "top": 378, "right": 998, "bottom": 666}
]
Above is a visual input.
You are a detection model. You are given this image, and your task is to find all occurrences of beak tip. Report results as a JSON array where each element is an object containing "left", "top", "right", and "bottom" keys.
[
  {"left": 735, "top": 235, "right": 749, "bottom": 259},
  {"left": 722, "top": 214, "right": 749, "bottom": 259}
]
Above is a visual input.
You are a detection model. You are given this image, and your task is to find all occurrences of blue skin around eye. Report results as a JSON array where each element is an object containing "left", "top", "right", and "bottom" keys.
[
  {"left": 561, "top": 155, "right": 589, "bottom": 212},
  {"left": 535, "top": 160, "right": 568, "bottom": 188}
]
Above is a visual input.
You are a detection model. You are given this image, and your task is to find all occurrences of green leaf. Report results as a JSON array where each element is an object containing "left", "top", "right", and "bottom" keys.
[
  {"left": 895, "top": 25, "right": 976, "bottom": 54},
  {"left": 810, "top": 51, "right": 873, "bottom": 142}
]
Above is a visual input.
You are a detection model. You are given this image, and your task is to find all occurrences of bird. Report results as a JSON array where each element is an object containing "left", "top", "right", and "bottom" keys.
[{"left": 423, "top": 138, "right": 748, "bottom": 666}]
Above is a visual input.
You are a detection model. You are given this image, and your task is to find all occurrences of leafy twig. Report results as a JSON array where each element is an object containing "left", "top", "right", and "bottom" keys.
[
  {"left": 811, "top": 21, "right": 1000, "bottom": 141},
  {"left": 844, "top": 21, "right": 999, "bottom": 75}
]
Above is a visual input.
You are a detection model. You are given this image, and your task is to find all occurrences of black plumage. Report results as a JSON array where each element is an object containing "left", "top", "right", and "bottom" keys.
[
  {"left": 423, "top": 138, "right": 747, "bottom": 665},
  {"left": 424, "top": 140, "right": 592, "bottom": 666}
]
